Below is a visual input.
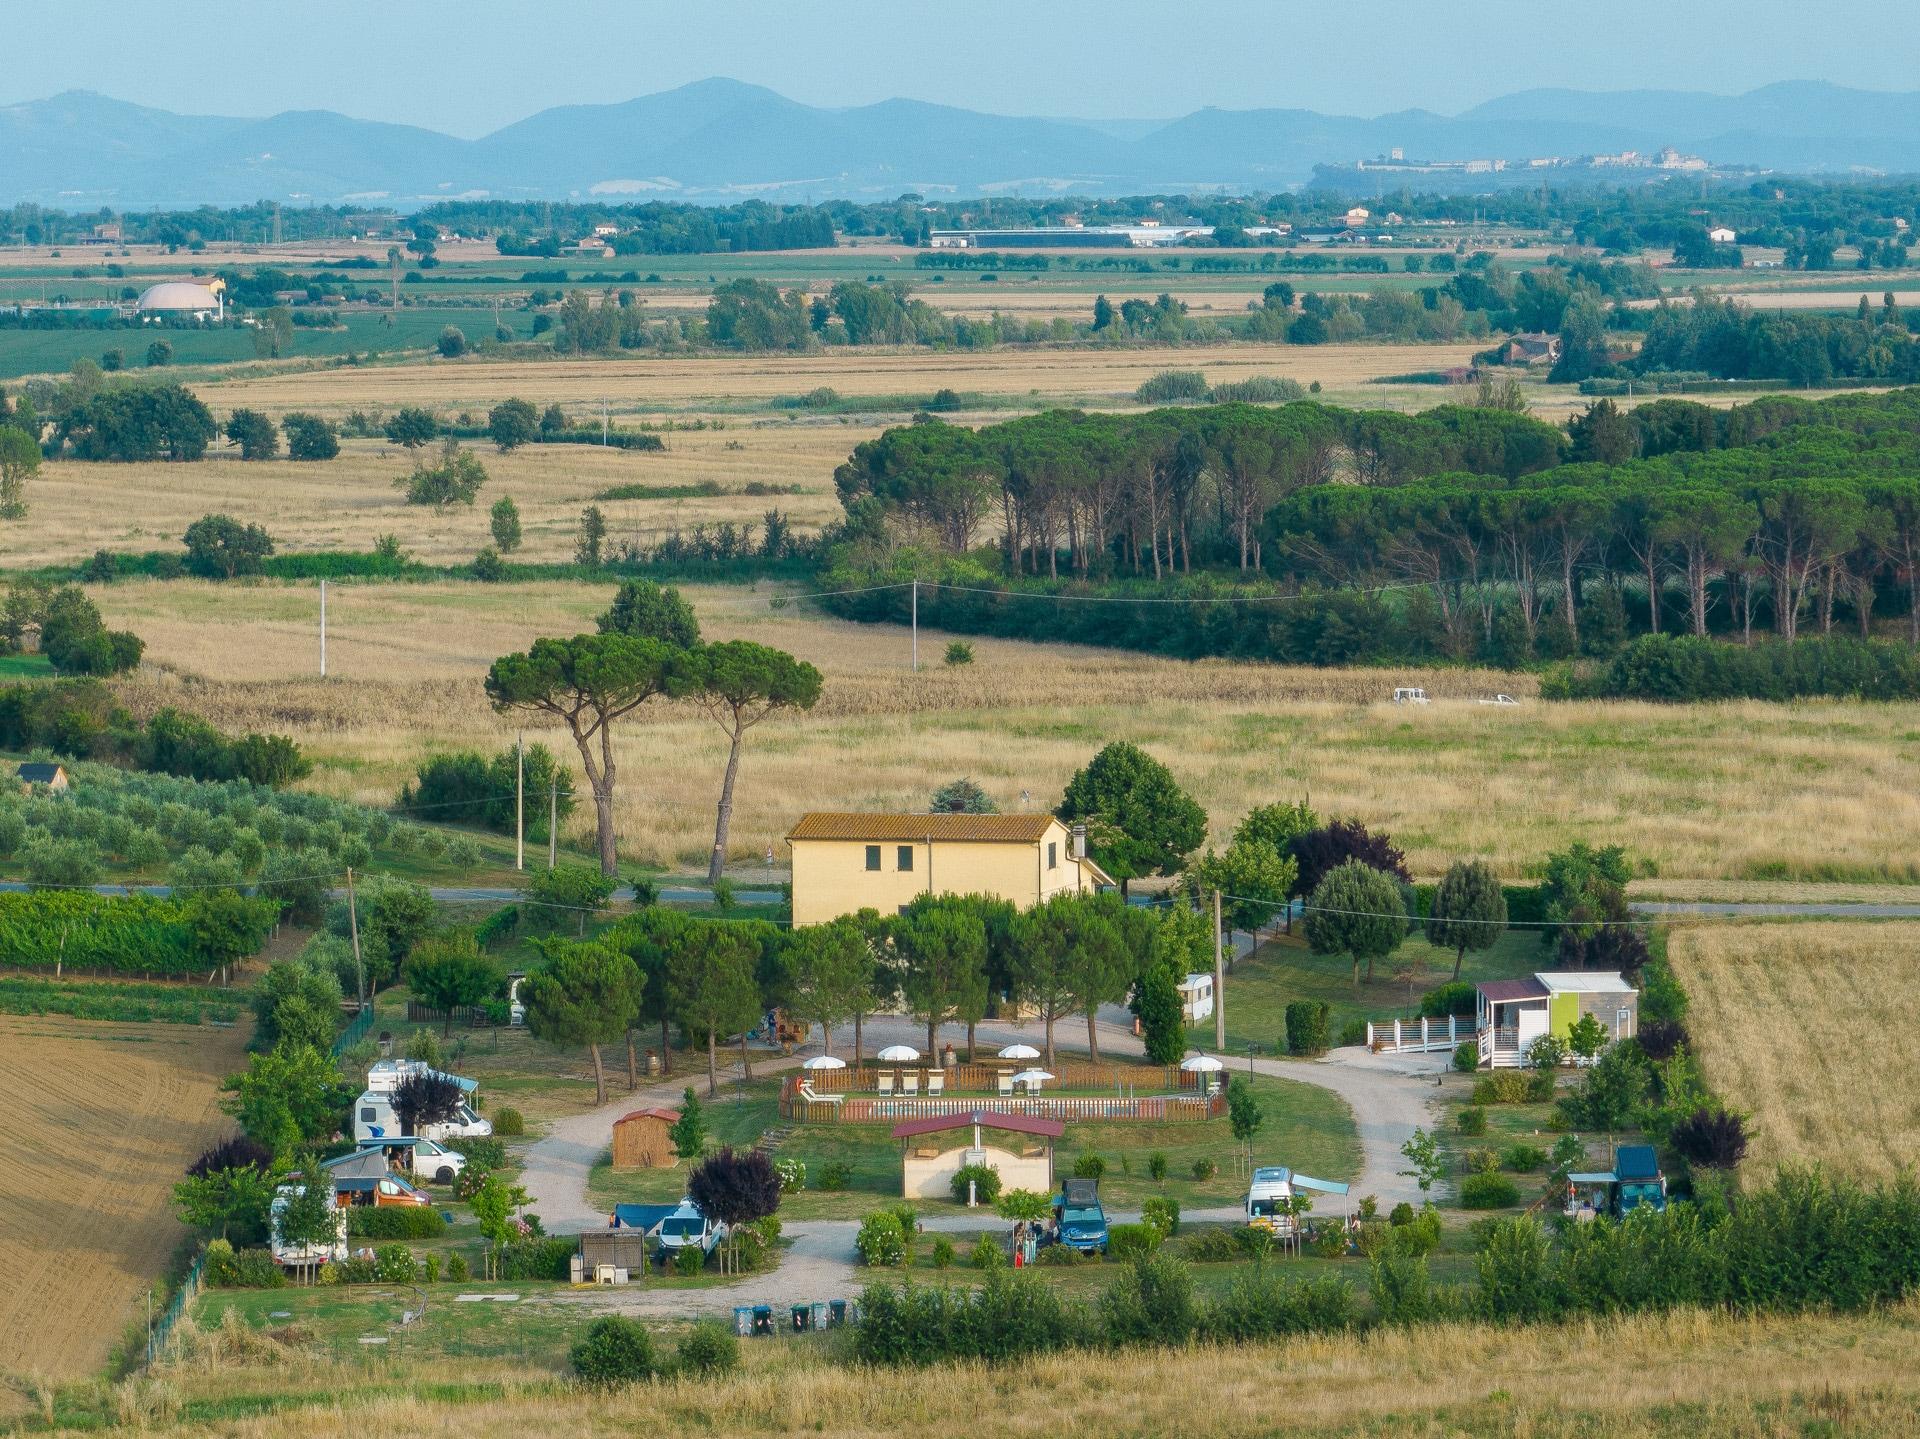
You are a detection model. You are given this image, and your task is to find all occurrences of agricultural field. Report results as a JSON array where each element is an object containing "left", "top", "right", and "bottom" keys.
[
  {"left": 0, "top": 1014, "right": 252, "bottom": 1384},
  {"left": 67, "top": 1300, "right": 1920, "bottom": 1437},
  {"left": 1668, "top": 921, "right": 1920, "bottom": 1182},
  {"left": 92, "top": 576, "right": 1920, "bottom": 883}
]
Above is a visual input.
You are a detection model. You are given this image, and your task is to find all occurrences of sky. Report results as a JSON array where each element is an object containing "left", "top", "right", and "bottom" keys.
[{"left": 8, "top": 0, "right": 1918, "bottom": 135}]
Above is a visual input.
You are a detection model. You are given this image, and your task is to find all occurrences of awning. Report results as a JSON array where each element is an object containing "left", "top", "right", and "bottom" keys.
[{"left": 1291, "top": 1173, "right": 1349, "bottom": 1197}]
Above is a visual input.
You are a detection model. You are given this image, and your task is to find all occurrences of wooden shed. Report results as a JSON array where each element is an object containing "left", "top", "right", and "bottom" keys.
[{"left": 611, "top": 1107, "right": 681, "bottom": 1170}]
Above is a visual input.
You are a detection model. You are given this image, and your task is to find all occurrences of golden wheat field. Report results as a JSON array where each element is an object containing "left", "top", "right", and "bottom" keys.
[
  {"left": 0, "top": 1016, "right": 252, "bottom": 1384},
  {"left": 93, "top": 577, "right": 1920, "bottom": 882},
  {"left": 91, "top": 1301, "right": 1920, "bottom": 1438},
  {"left": 1668, "top": 922, "right": 1920, "bottom": 1180}
]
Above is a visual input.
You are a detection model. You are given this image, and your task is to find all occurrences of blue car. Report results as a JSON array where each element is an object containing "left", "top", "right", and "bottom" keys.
[{"left": 1052, "top": 1178, "right": 1109, "bottom": 1255}]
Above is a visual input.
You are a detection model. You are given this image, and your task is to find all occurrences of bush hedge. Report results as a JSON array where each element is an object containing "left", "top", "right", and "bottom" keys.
[
  {"left": 1460, "top": 1173, "right": 1523, "bottom": 1209},
  {"left": 1284, "top": 1000, "right": 1331, "bottom": 1057},
  {"left": 346, "top": 1206, "right": 448, "bottom": 1240},
  {"left": 1551, "top": 634, "right": 1920, "bottom": 703}
]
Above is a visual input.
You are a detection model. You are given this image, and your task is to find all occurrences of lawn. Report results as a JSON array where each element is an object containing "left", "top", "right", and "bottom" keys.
[
  {"left": 1198, "top": 928, "right": 1542, "bottom": 1053},
  {"left": 587, "top": 1071, "right": 1360, "bottom": 1220}
]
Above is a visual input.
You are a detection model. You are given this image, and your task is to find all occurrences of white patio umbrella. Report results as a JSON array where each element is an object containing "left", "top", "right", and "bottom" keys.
[
  {"left": 1180, "top": 1054, "right": 1226, "bottom": 1072},
  {"left": 996, "top": 1043, "right": 1041, "bottom": 1060},
  {"left": 801, "top": 1055, "right": 847, "bottom": 1071},
  {"left": 1010, "top": 1068, "right": 1055, "bottom": 1086},
  {"left": 876, "top": 1044, "right": 921, "bottom": 1063}
]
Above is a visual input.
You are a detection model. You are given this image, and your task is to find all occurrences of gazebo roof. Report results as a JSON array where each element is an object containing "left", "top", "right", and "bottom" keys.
[{"left": 889, "top": 1110, "right": 1065, "bottom": 1141}]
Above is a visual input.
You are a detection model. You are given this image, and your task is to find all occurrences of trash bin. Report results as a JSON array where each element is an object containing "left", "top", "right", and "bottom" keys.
[
  {"left": 733, "top": 1306, "right": 753, "bottom": 1337},
  {"left": 751, "top": 1305, "right": 773, "bottom": 1336},
  {"left": 810, "top": 1302, "right": 829, "bottom": 1330},
  {"left": 828, "top": 1299, "right": 847, "bottom": 1328},
  {"left": 790, "top": 1303, "right": 811, "bottom": 1332}
]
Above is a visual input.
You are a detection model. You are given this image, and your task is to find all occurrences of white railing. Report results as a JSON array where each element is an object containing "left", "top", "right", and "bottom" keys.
[{"left": 1364, "top": 1014, "right": 1470, "bottom": 1055}]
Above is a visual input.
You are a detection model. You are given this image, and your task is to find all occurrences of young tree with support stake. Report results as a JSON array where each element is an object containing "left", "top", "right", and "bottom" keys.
[
  {"left": 693, "top": 640, "right": 823, "bottom": 885},
  {"left": 485, "top": 634, "right": 695, "bottom": 877},
  {"left": 519, "top": 941, "right": 643, "bottom": 1106}
]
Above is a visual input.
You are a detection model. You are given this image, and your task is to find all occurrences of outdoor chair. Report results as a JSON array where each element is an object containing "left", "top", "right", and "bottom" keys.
[
  {"left": 927, "top": 1072, "right": 945, "bottom": 1096},
  {"left": 877, "top": 1072, "right": 895, "bottom": 1096},
  {"left": 997, "top": 1072, "right": 1014, "bottom": 1097},
  {"left": 901, "top": 1071, "right": 920, "bottom": 1096}
]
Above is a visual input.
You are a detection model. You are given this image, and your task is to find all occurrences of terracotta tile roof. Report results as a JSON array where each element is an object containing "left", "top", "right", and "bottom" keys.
[
  {"left": 614, "top": 1108, "right": 681, "bottom": 1125},
  {"left": 787, "top": 812, "right": 1058, "bottom": 843}
]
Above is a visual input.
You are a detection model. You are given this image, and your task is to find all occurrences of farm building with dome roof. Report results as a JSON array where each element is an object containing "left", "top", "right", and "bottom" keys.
[{"left": 134, "top": 279, "right": 225, "bottom": 320}]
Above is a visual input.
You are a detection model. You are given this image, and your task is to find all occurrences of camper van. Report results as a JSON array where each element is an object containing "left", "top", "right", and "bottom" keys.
[
  {"left": 1244, "top": 1165, "right": 1351, "bottom": 1235},
  {"left": 655, "top": 1199, "right": 727, "bottom": 1259},
  {"left": 269, "top": 1183, "right": 349, "bottom": 1268}
]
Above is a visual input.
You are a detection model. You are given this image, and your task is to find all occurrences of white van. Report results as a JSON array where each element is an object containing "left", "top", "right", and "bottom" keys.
[
  {"left": 355, "top": 1135, "right": 467, "bottom": 1184},
  {"left": 352, "top": 1089, "right": 492, "bottom": 1144},
  {"left": 269, "top": 1183, "right": 348, "bottom": 1267},
  {"left": 656, "top": 1200, "right": 727, "bottom": 1259},
  {"left": 1391, "top": 687, "right": 1430, "bottom": 705}
]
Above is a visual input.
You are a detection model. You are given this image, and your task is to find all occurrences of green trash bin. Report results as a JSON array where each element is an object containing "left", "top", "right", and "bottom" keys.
[
  {"left": 828, "top": 1299, "right": 847, "bottom": 1328},
  {"left": 790, "top": 1303, "right": 810, "bottom": 1333}
]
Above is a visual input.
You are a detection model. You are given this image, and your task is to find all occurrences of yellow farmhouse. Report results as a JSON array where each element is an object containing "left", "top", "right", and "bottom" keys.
[{"left": 786, "top": 812, "right": 1114, "bottom": 926}]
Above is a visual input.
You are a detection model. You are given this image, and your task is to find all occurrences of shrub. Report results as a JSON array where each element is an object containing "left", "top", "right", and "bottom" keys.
[
  {"left": 457, "top": 1137, "right": 508, "bottom": 1170},
  {"left": 950, "top": 1162, "right": 1002, "bottom": 1205},
  {"left": 1191, "top": 1158, "right": 1217, "bottom": 1181},
  {"left": 202, "top": 1240, "right": 286, "bottom": 1289},
  {"left": 1457, "top": 1106, "right": 1488, "bottom": 1136},
  {"left": 1036, "top": 1243, "right": 1085, "bottom": 1266},
  {"left": 1502, "top": 1144, "right": 1548, "bottom": 1173},
  {"left": 1072, "top": 1153, "right": 1106, "bottom": 1180},
  {"left": 570, "top": 1315, "right": 656, "bottom": 1385},
  {"left": 1472, "top": 1071, "right": 1533, "bottom": 1105},
  {"left": 942, "top": 641, "right": 974, "bottom": 667},
  {"left": 1453, "top": 1041, "right": 1480, "bottom": 1074},
  {"left": 930, "top": 1235, "right": 956, "bottom": 1269},
  {"left": 1637, "top": 1018, "right": 1691, "bottom": 1062},
  {"left": 673, "top": 1244, "right": 704, "bottom": 1277},
  {"left": 1284, "top": 999, "right": 1331, "bottom": 1057},
  {"left": 1146, "top": 1151, "right": 1168, "bottom": 1182},
  {"left": 1460, "top": 1172, "right": 1523, "bottom": 1209},
  {"left": 1671, "top": 1107, "right": 1750, "bottom": 1169},
  {"left": 1526, "top": 1069, "right": 1557, "bottom": 1102},
  {"left": 494, "top": 1237, "right": 576, "bottom": 1281},
  {"left": 1175, "top": 1227, "right": 1240, "bottom": 1263},
  {"left": 492, "top": 1107, "right": 525, "bottom": 1137},
  {"left": 856, "top": 1211, "right": 908, "bottom": 1267},
  {"left": 774, "top": 1157, "right": 807, "bottom": 1194},
  {"left": 970, "top": 1235, "right": 1004, "bottom": 1270},
  {"left": 372, "top": 1244, "right": 418, "bottom": 1283},
  {"left": 1209, "top": 375, "right": 1305, "bottom": 404},
  {"left": 1141, "top": 1195, "right": 1180, "bottom": 1238},
  {"left": 1420, "top": 981, "right": 1479, "bottom": 1018},
  {"left": 471, "top": 546, "right": 506, "bottom": 582},
  {"left": 1389, "top": 1202, "right": 1416, "bottom": 1226},
  {"left": 1464, "top": 1148, "right": 1501, "bottom": 1176},
  {"left": 1107, "top": 1223, "right": 1161, "bottom": 1260},
  {"left": 445, "top": 1251, "right": 469, "bottom": 1282},
  {"left": 1527, "top": 1034, "right": 1569, "bottom": 1071},
  {"left": 675, "top": 1320, "right": 738, "bottom": 1379},
  {"left": 347, "top": 1206, "right": 447, "bottom": 1240},
  {"left": 815, "top": 1161, "right": 852, "bottom": 1191},
  {"left": 1133, "top": 370, "right": 1210, "bottom": 404},
  {"left": 1103, "top": 1252, "right": 1197, "bottom": 1344}
]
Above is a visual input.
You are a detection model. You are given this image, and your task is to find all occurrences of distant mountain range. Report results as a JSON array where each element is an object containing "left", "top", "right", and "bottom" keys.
[{"left": 4, "top": 78, "right": 1919, "bottom": 210}]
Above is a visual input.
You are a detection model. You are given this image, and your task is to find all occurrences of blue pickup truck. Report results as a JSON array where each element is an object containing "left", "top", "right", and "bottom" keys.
[{"left": 1052, "top": 1178, "right": 1109, "bottom": 1255}]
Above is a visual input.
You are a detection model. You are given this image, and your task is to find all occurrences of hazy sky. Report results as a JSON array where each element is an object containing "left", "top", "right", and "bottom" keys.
[{"left": 9, "top": 0, "right": 1916, "bottom": 135}]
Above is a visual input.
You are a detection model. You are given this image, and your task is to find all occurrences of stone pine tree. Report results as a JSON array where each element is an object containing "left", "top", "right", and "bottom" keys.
[
  {"left": 485, "top": 634, "right": 696, "bottom": 876},
  {"left": 893, "top": 899, "right": 987, "bottom": 1056},
  {"left": 1056, "top": 741, "right": 1206, "bottom": 897},
  {"left": 1303, "top": 860, "right": 1408, "bottom": 987},
  {"left": 692, "top": 640, "right": 823, "bottom": 885},
  {"left": 666, "top": 924, "right": 762, "bottom": 1096},
  {"left": 780, "top": 917, "right": 873, "bottom": 1058},
  {"left": 519, "top": 941, "right": 643, "bottom": 1105},
  {"left": 1427, "top": 859, "right": 1509, "bottom": 980}
]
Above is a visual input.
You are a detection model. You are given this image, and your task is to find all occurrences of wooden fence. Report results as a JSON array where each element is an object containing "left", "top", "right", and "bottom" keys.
[
  {"left": 794, "top": 1059, "right": 1202, "bottom": 1094},
  {"left": 782, "top": 1077, "right": 1227, "bottom": 1125}
]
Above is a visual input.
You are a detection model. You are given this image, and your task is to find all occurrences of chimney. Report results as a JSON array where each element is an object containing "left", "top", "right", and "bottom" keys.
[{"left": 1071, "top": 823, "right": 1087, "bottom": 860}]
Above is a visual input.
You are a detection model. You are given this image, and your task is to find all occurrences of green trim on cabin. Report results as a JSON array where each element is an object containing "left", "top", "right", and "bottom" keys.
[{"left": 1548, "top": 990, "right": 1578, "bottom": 1039}]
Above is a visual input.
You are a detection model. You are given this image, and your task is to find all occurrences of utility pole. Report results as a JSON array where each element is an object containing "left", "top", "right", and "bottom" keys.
[
  {"left": 1213, "top": 888, "right": 1226, "bottom": 1052},
  {"left": 346, "top": 866, "right": 365, "bottom": 1006},
  {"left": 548, "top": 775, "right": 558, "bottom": 869},
  {"left": 601, "top": 397, "right": 610, "bottom": 446},
  {"left": 910, "top": 579, "right": 919, "bottom": 671},
  {"left": 318, "top": 579, "right": 327, "bottom": 678},
  {"left": 515, "top": 734, "right": 525, "bottom": 871}
]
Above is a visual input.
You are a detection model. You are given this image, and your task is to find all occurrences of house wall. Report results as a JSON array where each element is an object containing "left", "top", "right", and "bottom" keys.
[
  {"left": 1548, "top": 991, "right": 1579, "bottom": 1038},
  {"left": 901, "top": 1142, "right": 1052, "bottom": 1200},
  {"left": 1575, "top": 990, "right": 1638, "bottom": 1038},
  {"left": 791, "top": 819, "right": 1097, "bottom": 926}
]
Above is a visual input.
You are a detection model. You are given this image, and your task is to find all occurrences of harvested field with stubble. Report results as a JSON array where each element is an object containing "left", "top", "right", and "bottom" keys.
[
  {"left": 0, "top": 1015, "right": 252, "bottom": 1383},
  {"left": 103, "top": 1300, "right": 1920, "bottom": 1438},
  {"left": 1669, "top": 922, "right": 1920, "bottom": 1181},
  {"left": 98, "top": 577, "right": 1920, "bottom": 882}
]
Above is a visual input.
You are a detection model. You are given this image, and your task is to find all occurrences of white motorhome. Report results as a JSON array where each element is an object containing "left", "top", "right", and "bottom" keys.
[
  {"left": 655, "top": 1199, "right": 727, "bottom": 1259},
  {"left": 352, "top": 1089, "right": 491, "bottom": 1144},
  {"left": 269, "top": 1183, "right": 348, "bottom": 1267},
  {"left": 354, "top": 1060, "right": 491, "bottom": 1143}
]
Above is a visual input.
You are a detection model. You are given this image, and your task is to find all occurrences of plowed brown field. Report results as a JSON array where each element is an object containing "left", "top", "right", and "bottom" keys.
[{"left": 0, "top": 1016, "right": 250, "bottom": 1382}]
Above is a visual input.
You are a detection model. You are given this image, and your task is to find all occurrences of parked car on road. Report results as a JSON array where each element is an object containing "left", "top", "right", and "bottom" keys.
[{"left": 1052, "top": 1178, "right": 1109, "bottom": 1255}]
